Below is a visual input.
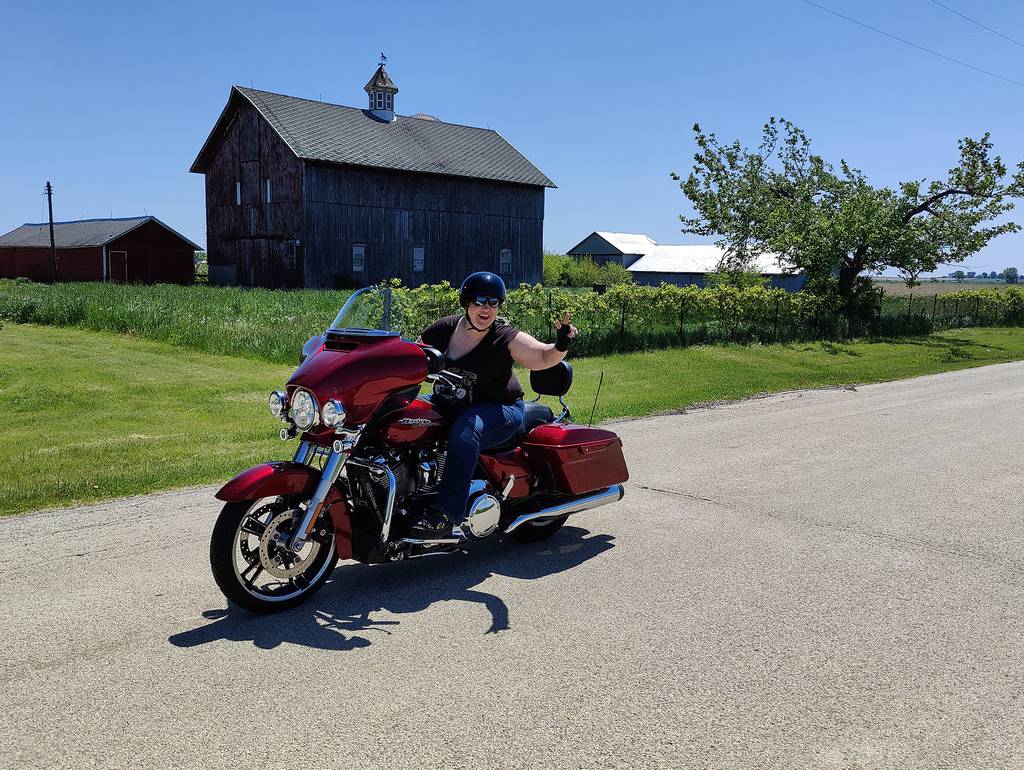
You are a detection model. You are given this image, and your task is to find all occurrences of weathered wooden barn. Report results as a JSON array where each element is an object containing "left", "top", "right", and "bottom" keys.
[
  {"left": 190, "top": 65, "right": 555, "bottom": 289},
  {"left": 0, "top": 216, "right": 198, "bottom": 284},
  {"left": 567, "top": 231, "right": 807, "bottom": 291}
]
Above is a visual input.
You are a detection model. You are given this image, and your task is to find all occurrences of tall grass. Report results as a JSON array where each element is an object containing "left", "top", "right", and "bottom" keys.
[
  {"left": 0, "top": 280, "right": 350, "bottom": 365},
  {"left": 2, "top": 279, "right": 1021, "bottom": 366}
]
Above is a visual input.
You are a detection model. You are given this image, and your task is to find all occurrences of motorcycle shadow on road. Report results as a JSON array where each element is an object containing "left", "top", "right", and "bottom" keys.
[{"left": 168, "top": 526, "right": 614, "bottom": 652}]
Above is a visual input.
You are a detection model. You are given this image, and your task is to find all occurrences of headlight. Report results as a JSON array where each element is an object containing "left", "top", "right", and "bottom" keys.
[
  {"left": 268, "top": 390, "right": 287, "bottom": 418},
  {"left": 289, "top": 389, "right": 318, "bottom": 430},
  {"left": 322, "top": 399, "right": 347, "bottom": 428}
]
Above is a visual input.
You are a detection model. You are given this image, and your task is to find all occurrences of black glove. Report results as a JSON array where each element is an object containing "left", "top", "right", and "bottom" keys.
[{"left": 555, "top": 322, "right": 572, "bottom": 352}]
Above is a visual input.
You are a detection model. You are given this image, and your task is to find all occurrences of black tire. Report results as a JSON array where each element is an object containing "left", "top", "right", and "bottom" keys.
[
  {"left": 507, "top": 515, "right": 569, "bottom": 543},
  {"left": 210, "top": 499, "right": 339, "bottom": 613}
]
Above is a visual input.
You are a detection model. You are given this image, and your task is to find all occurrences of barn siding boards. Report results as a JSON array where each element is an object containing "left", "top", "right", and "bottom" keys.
[
  {"left": 630, "top": 271, "right": 809, "bottom": 290},
  {"left": 203, "top": 101, "right": 304, "bottom": 287},
  {"left": 301, "top": 163, "right": 543, "bottom": 289}
]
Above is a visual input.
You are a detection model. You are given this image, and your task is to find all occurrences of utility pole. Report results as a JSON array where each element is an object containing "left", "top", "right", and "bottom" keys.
[{"left": 45, "top": 181, "right": 57, "bottom": 281}]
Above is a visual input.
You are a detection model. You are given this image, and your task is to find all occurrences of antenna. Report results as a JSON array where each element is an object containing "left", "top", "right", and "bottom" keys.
[{"left": 588, "top": 371, "right": 605, "bottom": 427}]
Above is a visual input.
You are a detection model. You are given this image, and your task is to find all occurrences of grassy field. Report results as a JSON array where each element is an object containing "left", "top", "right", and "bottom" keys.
[
  {"left": 4, "top": 323, "right": 1024, "bottom": 516},
  {"left": 877, "top": 280, "right": 1014, "bottom": 297}
]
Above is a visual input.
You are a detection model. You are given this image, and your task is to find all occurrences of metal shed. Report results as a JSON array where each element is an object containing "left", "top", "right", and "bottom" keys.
[
  {"left": 0, "top": 216, "right": 199, "bottom": 284},
  {"left": 567, "top": 231, "right": 806, "bottom": 291}
]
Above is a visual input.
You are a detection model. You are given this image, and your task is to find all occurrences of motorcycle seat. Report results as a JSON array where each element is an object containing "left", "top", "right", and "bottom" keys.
[{"left": 486, "top": 401, "right": 555, "bottom": 453}]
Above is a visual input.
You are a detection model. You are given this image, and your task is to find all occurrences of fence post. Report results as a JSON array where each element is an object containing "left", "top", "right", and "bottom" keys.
[
  {"left": 931, "top": 293, "right": 937, "bottom": 322},
  {"left": 975, "top": 297, "right": 981, "bottom": 324},
  {"left": 773, "top": 296, "right": 781, "bottom": 342},
  {"left": 906, "top": 293, "right": 913, "bottom": 324},
  {"left": 547, "top": 289, "right": 553, "bottom": 342},
  {"left": 678, "top": 302, "right": 685, "bottom": 340},
  {"left": 953, "top": 298, "right": 960, "bottom": 327},
  {"left": 619, "top": 303, "right": 625, "bottom": 335}
]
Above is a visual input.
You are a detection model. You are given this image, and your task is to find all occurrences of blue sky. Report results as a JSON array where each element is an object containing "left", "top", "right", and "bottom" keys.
[{"left": 2, "top": 0, "right": 1023, "bottom": 275}]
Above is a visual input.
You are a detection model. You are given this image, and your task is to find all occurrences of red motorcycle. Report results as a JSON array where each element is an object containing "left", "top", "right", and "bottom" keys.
[{"left": 210, "top": 287, "right": 629, "bottom": 612}]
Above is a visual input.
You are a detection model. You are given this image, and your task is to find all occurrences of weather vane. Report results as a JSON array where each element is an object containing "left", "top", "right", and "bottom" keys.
[{"left": 379, "top": 51, "right": 387, "bottom": 67}]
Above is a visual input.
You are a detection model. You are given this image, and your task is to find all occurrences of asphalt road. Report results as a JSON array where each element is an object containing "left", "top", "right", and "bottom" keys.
[{"left": 3, "top": 362, "right": 1023, "bottom": 769}]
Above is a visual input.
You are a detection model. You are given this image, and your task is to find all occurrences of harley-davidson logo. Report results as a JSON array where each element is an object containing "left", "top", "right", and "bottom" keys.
[{"left": 395, "top": 418, "right": 434, "bottom": 426}]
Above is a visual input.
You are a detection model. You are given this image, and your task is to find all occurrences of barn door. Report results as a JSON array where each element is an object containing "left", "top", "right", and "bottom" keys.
[{"left": 109, "top": 251, "right": 127, "bottom": 283}]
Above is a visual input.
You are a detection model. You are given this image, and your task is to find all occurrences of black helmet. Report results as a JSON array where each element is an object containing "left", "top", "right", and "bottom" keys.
[{"left": 459, "top": 271, "right": 506, "bottom": 308}]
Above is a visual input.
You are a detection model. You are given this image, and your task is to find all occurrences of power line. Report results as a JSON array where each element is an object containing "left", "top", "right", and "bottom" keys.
[
  {"left": 797, "top": 0, "right": 1024, "bottom": 88},
  {"left": 928, "top": 0, "right": 1024, "bottom": 50}
]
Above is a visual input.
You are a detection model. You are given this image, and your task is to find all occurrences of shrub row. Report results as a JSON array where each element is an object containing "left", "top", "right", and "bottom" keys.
[{"left": 2, "top": 279, "right": 1022, "bottom": 365}]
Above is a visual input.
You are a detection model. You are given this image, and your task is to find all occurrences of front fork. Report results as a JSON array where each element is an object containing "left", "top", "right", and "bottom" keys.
[
  {"left": 287, "top": 429, "right": 358, "bottom": 552},
  {"left": 286, "top": 429, "right": 398, "bottom": 552}
]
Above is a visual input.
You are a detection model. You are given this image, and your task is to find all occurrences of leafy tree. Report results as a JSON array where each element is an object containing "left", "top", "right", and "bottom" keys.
[
  {"left": 966, "top": 271, "right": 977, "bottom": 278},
  {"left": 561, "top": 255, "right": 602, "bottom": 287},
  {"left": 953, "top": 270, "right": 966, "bottom": 282},
  {"left": 1006, "top": 267, "right": 1019, "bottom": 284},
  {"left": 542, "top": 252, "right": 569, "bottom": 285},
  {"left": 899, "top": 266, "right": 924, "bottom": 293},
  {"left": 673, "top": 118, "right": 1024, "bottom": 320},
  {"left": 704, "top": 268, "right": 768, "bottom": 289},
  {"left": 600, "top": 261, "right": 634, "bottom": 285}
]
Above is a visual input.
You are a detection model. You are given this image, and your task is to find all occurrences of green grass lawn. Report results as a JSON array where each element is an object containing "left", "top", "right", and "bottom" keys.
[{"left": 3, "top": 323, "right": 1024, "bottom": 516}]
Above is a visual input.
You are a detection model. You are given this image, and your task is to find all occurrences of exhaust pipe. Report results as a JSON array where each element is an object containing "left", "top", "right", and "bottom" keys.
[{"left": 503, "top": 484, "right": 625, "bottom": 534}]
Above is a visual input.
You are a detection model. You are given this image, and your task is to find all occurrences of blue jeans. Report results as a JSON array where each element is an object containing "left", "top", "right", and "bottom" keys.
[{"left": 432, "top": 398, "right": 526, "bottom": 523}]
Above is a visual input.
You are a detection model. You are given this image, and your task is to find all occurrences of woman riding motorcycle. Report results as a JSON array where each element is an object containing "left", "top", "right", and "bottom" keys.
[{"left": 412, "top": 271, "right": 576, "bottom": 538}]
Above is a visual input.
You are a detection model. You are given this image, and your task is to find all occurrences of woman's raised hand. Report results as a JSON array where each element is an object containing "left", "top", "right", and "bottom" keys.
[{"left": 554, "top": 312, "right": 577, "bottom": 351}]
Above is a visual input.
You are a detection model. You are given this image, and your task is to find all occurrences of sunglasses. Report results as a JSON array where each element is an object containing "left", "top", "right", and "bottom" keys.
[{"left": 470, "top": 297, "right": 502, "bottom": 308}]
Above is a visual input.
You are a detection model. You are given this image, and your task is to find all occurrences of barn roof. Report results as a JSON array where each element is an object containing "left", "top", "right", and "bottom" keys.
[
  {"left": 0, "top": 216, "right": 201, "bottom": 250},
  {"left": 364, "top": 65, "right": 398, "bottom": 94},
  {"left": 567, "top": 231, "right": 658, "bottom": 256},
  {"left": 628, "top": 245, "right": 794, "bottom": 275},
  {"left": 190, "top": 86, "right": 556, "bottom": 188}
]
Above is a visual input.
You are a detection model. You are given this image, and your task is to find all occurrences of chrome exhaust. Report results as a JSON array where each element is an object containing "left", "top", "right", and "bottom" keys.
[{"left": 503, "top": 484, "right": 625, "bottom": 534}]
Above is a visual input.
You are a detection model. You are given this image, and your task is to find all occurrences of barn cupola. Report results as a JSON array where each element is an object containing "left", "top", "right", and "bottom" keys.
[{"left": 364, "top": 53, "right": 399, "bottom": 122}]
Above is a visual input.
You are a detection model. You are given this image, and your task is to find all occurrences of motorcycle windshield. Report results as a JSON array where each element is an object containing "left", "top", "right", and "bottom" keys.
[{"left": 329, "top": 287, "right": 394, "bottom": 334}]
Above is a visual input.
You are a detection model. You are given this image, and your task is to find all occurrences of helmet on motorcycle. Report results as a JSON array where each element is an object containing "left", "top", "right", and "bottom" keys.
[{"left": 459, "top": 271, "right": 506, "bottom": 309}]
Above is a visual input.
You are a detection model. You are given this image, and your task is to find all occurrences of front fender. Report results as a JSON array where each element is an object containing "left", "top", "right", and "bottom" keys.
[{"left": 215, "top": 462, "right": 321, "bottom": 502}]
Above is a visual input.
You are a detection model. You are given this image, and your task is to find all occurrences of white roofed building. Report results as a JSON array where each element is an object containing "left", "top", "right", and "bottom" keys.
[{"left": 566, "top": 231, "right": 806, "bottom": 291}]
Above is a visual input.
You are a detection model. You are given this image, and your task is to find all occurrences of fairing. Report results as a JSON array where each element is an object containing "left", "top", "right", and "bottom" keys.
[{"left": 288, "top": 334, "right": 429, "bottom": 431}]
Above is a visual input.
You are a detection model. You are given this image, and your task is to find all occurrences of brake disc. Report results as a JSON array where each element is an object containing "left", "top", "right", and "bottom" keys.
[{"left": 258, "top": 510, "right": 321, "bottom": 579}]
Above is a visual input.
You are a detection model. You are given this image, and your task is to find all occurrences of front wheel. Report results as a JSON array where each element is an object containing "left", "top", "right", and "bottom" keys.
[{"left": 210, "top": 497, "right": 338, "bottom": 613}]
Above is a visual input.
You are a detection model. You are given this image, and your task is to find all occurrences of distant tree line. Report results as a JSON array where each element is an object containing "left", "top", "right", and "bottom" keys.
[{"left": 950, "top": 267, "right": 1019, "bottom": 283}]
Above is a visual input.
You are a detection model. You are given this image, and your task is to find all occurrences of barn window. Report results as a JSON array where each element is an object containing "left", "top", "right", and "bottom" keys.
[
  {"left": 386, "top": 93, "right": 393, "bottom": 110},
  {"left": 264, "top": 179, "right": 271, "bottom": 204},
  {"left": 235, "top": 181, "right": 241, "bottom": 206},
  {"left": 352, "top": 244, "right": 365, "bottom": 273},
  {"left": 413, "top": 246, "right": 425, "bottom": 272},
  {"left": 499, "top": 248, "right": 512, "bottom": 274},
  {"left": 400, "top": 210, "right": 413, "bottom": 239}
]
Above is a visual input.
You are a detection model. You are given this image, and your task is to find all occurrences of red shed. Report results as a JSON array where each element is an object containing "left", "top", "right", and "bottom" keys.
[{"left": 0, "top": 216, "right": 200, "bottom": 284}]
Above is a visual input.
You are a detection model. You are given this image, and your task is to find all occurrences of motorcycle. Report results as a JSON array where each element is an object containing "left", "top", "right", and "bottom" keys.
[{"left": 210, "top": 286, "right": 630, "bottom": 612}]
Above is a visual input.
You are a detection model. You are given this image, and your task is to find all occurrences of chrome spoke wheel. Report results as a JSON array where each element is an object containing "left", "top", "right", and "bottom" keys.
[{"left": 211, "top": 497, "right": 338, "bottom": 611}]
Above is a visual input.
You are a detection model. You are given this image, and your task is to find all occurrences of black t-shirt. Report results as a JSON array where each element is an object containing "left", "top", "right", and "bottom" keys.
[{"left": 420, "top": 315, "right": 525, "bottom": 405}]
